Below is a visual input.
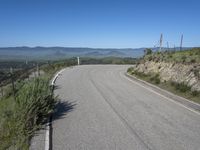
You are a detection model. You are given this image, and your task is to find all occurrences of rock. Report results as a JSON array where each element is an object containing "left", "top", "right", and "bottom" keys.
[{"left": 135, "top": 61, "right": 200, "bottom": 91}]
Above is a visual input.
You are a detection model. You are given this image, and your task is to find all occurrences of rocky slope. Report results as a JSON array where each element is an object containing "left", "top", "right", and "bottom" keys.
[{"left": 134, "top": 61, "right": 200, "bottom": 91}]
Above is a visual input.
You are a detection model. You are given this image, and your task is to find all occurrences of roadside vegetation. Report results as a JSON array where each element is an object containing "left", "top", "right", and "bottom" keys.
[
  {"left": 128, "top": 48, "right": 200, "bottom": 104},
  {"left": 143, "top": 47, "right": 200, "bottom": 63},
  {"left": 0, "top": 77, "right": 54, "bottom": 149},
  {"left": 127, "top": 68, "right": 200, "bottom": 103},
  {"left": 0, "top": 58, "right": 77, "bottom": 149}
]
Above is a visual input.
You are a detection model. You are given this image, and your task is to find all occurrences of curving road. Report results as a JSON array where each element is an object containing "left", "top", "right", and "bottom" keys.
[{"left": 53, "top": 65, "right": 200, "bottom": 150}]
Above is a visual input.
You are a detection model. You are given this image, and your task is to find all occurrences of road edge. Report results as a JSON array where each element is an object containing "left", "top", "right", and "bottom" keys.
[
  {"left": 45, "top": 68, "right": 66, "bottom": 150},
  {"left": 125, "top": 73, "right": 200, "bottom": 114}
]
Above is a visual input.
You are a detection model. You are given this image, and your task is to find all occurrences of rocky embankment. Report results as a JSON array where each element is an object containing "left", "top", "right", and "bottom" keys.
[{"left": 134, "top": 61, "right": 200, "bottom": 91}]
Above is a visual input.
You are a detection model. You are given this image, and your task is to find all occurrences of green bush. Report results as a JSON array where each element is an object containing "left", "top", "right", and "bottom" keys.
[
  {"left": 181, "top": 56, "right": 186, "bottom": 63},
  {"left": 169, "top": 54, "right": 173, "bottom": 58},
  {"left": 127, "top": 67, "right": 134, "bottom": 73},
  {"left": 148, "top": 56, "right": 153, "bottom": 61},
  {"left": 144, "top": 48, "right": 152, "bottom": 55},
  {"left": 172, "top": 82, "right": 191, "bottom": 92},
  {"left": 132, "top": 70, "right": 148, "bottom": 78},
  {"left": 191, "top": 90, "right": 199, "bottom": 96},
  {"left": 150, "top": 73, "right": 160, "bottom": 84},
  {"left": 154, "top": 78, "right": 160, "bottom": 84},
  {"left": 190, "top": 59, "right": 196, "bottom": 63},
  {"left": 193, "top": 69, "right": 199, "bottom": 78}
]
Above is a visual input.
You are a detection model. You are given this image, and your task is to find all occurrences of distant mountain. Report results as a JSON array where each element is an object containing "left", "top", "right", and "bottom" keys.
[
  {"left": 83, "top": 51, "right": 104, "bottom": 57},
  {"left": 83, "top": 50, "right": 126, "bottom": 57},
  {"left": 106, "top": 51, "right": 126, "bottom": 57},
  {"left": 0, "top": 46, "right": 193, "bottom": 60},
  {"left": 54, "top": 50, "right": 66, "bottom": 57}
]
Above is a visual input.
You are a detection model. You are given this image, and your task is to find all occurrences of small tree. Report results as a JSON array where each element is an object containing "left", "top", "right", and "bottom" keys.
[{"left": 144, "top": 48, "right": 152, "bottom": 55}]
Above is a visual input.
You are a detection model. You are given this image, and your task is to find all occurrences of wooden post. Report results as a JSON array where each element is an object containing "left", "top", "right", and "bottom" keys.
[
  {"left": 37, "top": 63, "right": 40, "bottom": 77},
  {"left": 0, "top": 86, "right": 3, "bottom": 97},
  {"left": 10, "top": 67, "right": 16, "bottom": 101}
]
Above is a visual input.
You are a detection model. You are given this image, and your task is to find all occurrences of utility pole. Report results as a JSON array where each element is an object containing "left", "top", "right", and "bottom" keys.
[
  {"left": 167, "top": 42, "right": 169, "bottom": 51},
  {"left": 77, "top": 57, "right": 80, "bottom": 65},
  {"left": 33, "top": 63, "right": 37, "bottom": 78},
  {"left": 159, "top": 33, "right": 163, "bottom": 51},
  {"left": 37, "top": 63, "right": 40, "bottom": 77},
  {"left": 180, "top": 34, "right": 183, "bottom": 51}
]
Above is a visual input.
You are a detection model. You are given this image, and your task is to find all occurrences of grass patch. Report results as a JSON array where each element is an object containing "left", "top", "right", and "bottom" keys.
[
  {"left": 170, "top": 81, "right": 191, "bottom": 92},
  {"left": 0, "top": 77, "right": 55, "bottom": 149},
  {"left": 128, "top": 68, "right": 160, "bottom": 84},
  {"left": 144, "top": 48, "right": 200, "bottom": 64}
]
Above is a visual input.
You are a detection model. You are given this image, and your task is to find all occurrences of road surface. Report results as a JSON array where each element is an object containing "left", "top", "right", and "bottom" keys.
[{"left": 53, "top": 65, "right": 200, "bottom": 150}]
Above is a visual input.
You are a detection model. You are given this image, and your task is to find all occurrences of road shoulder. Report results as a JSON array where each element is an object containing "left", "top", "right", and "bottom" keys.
[{"left": 125, "top": 73, "right": 200, "bottom": 114}]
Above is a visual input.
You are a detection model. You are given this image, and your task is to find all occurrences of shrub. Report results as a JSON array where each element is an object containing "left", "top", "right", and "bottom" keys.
[
  {"left": 127, "top": 67, "right": 134, "bottom": 73},
  {"left": 169, "top": 54, "right": 173, "bottom": 58},
  {"left": 144, "top": 48, "right": 152, "bottom": 55},
  {"left": 193, "top": 69, "right": 199, "bottom": 78},
  {"left": 131, "top": 70, "right": 148, "bottom": 78},
  {"left": 191, "top": 90, "right": 199, "bottom": 97},
  {"left": 181, "top": 56, "right": 186, "bottom": 63},
  {"left": 150, "top": 73, "right": 160, "bottom": 84},
  {"left": 174, "top": 82, "right": 191, "bottom": 92},
  {"left": 148, "top": 56, "right": 153, "bottom": 61},
  {"left": 155, "top": 78, "right": 160, "bottom": 84},
  {"left": 155, "top": 58, "right": 159, "bottom": 63},
  {"left": 170, "top": 81, "right": 175, "bottom": 86},
  {"left": 190, "top": 59, "right": 196, "bottom": 63}
]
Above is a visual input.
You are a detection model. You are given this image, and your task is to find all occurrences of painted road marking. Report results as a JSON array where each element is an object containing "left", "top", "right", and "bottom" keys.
[{"left": 121, "top": 72, "right": 200, "bottom": 116}]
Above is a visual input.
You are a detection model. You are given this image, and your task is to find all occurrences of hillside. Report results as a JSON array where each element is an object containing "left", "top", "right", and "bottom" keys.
[
  {"left": 144, "top": 48, "right": 200, "bottom": 63},
  {"left": 128, "top": 48, "right": 200, "bottom": 103}
]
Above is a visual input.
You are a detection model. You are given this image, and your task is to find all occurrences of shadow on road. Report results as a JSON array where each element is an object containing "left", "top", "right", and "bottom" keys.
[
  {"left": 31, "top": 101, "right": 76, "bottom": 150},
  {"left": 49, "top": 101, "right": 76, "bottom": 149},
  {"left": 53, "top": 85, "right": 61, "bottom": 90},
  {"left": 52, "top": 100, "right": 76, "bottom": 122}
]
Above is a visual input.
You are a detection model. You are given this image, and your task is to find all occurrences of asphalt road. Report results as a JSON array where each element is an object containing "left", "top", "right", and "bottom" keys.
[{"left": 53, "top": 65, "right": 200, "bottom": 150}]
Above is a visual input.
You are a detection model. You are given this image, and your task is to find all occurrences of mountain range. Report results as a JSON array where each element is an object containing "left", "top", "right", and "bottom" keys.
[{"left": 0, "top": 46, "right": 191, "bottom": 60}]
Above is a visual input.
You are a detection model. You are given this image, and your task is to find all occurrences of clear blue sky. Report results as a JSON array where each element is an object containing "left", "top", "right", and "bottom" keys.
[{"left": 0, "top": 0, "right": 200, "bottom": 48}]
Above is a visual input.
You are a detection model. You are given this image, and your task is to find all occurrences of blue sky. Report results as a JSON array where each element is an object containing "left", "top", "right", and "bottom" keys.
[{"left": 0, "top": 0, "right": 199, "bottom": 48}]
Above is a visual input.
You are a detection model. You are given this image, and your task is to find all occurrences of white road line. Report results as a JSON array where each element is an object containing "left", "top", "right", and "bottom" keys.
[
  {"left": 44, "top": 119, "right": 50, "bottom": 150},
  {"left": 45, "top": 68, "right": 66, "bottom": 150},
  {"left": 125, "top": 72, "right": 200, "bottom": 107},
  {"left": 51, "top": 69, "right": 66, "bottom": 85},
  {"left": 121, "top": 72, "right": 200, "bottom": 116}
]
